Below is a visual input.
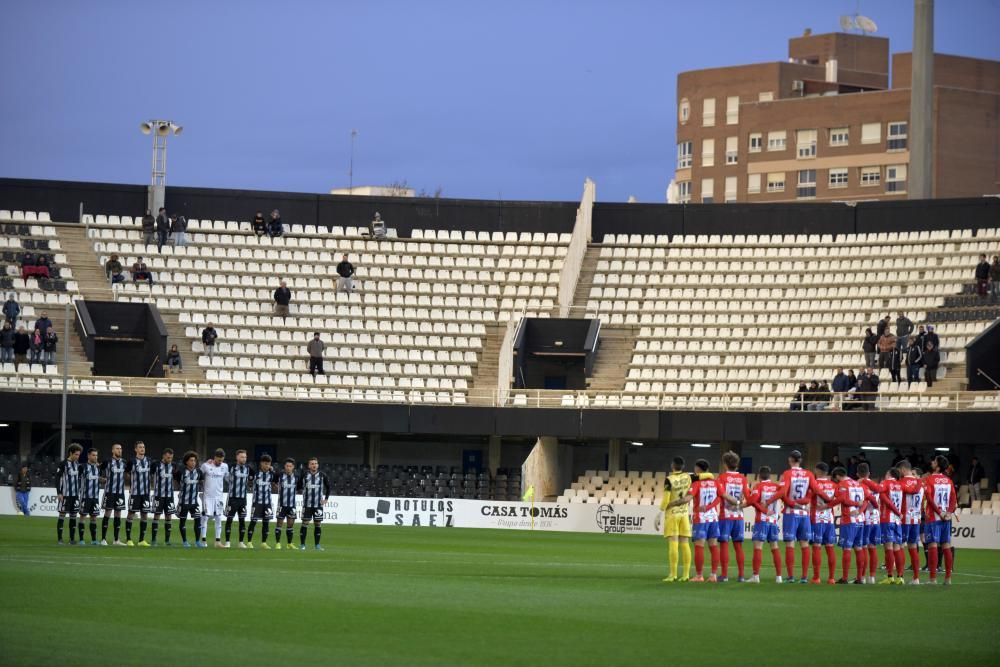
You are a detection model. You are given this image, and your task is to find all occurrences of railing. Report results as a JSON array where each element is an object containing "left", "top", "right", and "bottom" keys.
[
  {"left": 557, "top": 178, "right": 595, "bottom": 317},
  {"left": 3, "top": 376, "right": 999, "bottom": 412}
]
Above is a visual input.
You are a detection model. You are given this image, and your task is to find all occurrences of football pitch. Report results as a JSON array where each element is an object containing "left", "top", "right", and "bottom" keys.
[{"left": 1, "top": 516, "right": 999, "bottom": 666}]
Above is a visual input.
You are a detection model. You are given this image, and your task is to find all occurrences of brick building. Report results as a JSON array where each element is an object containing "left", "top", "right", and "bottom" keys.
[{"left": 671, "top": 31, "right": 1000, "bottom": 203}]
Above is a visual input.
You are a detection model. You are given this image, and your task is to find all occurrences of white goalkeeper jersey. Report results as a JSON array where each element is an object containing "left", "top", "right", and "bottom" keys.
[{"left": 201, "top": 461, "right": 229, "bottom": 499}]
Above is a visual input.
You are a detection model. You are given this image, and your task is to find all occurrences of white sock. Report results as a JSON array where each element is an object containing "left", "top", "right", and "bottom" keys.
[{"left": 215, "top": 518, "right": 223, "bottom": 540}]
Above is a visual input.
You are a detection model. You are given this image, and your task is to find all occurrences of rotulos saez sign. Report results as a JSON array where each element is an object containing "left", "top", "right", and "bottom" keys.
[{"left": 4, "top": 488, "right": 999, "bottom": 547}]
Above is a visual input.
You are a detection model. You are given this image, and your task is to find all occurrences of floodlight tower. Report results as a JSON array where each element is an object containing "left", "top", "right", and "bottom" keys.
[{"left": 140, "top": 120, "right": 183, "bottom": 214}]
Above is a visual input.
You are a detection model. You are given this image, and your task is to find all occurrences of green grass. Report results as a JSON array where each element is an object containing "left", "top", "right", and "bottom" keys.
[{"left": 1, "top": 516, "right": 998, "bottom": 666}]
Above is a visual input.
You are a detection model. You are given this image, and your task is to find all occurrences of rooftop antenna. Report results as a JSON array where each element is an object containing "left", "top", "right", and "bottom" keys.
[{"left": 839, "top": 12, "right": 878, "bottom": 34}]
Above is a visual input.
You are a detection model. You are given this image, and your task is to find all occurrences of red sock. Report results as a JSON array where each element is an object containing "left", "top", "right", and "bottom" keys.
[
  {"left": 694, "top": 544, "right": 704, "bottom": 575},
  {"left": 826, "top": 545, "right": 836, "bottom": 580},
  {"left": 908, "top": 546, "right": 920, "bottom": 578},
  {"left": 928, "top": 545, "right": 939, "bottom": 581},
  {"left": 785, "top": 546, "right": 795, "bottom": 578},
  {"left": 944, "top": 547, "right": 953, "bottom": 578},
  {"left": 895, "top": 549, "right": 905, "bottom": 577},
  {"left": 719, "top": 543, "right": 730, "bottom": 578},
  {"left": 752, "top": 549, "right": 762, "bottom": 575},
  {"left": 709, "top": 544, "right": 720, "bottom": 574},
  {"left": 734, "top": 542, "right": 745, "bottom": 578},
  {"left": 856, "top": 549, "right": 867, "bottom": 580},
  {"left": 868, "top": 546, "right": 878, "bottom": 577},
  {"left": 842, "top": 550, "right": 852, "bottom": 579},
  {"left": 884, "top": 548, "right": 894, "bottom": 577},
  {"left": 800, "top": 546, "right": 810, "bottom": 580},
  {"left": 772, "top": 549, "right": 783, "bottom": 576},
  {"left": 811, "top": 545, "right": 822, "bottom": 579}
]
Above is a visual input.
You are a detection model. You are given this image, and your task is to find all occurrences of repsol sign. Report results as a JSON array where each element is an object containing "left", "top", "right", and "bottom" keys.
[
  {"left": 480, "top": 505, "right": 569, "bottom": 519},
  {"left": 951, "top": 525, "right": 976, "bottom": 539}
]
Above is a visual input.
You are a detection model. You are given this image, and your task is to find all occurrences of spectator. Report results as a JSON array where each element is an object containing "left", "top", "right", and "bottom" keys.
[
  {"left": 3, "top": 293, "right": 19, "bottom": 327},
  {"left": 141, "top": 209, "right": 155, "bottom": 246},
  {"left": 896, "top": 312, "right": 914, "bottom": 350},
  {"left": 831, "top": 454, "right": 843, "bottom": 469},
  {"left": 857, "top": 367, "right": 879, "bottom": 411},
  {"left": 252, "top": 211, "right": 267, "bottom": 238},
  {"left": 991, "top": 255, "right": 1000, "bottom": 301},
  {"left": 923, "top": 341, "right": 940, "bottom": 388},
  {"left": 14, "top": 463, "right": 31, "bottom": 516},
  {"left": 847, "top": 456, "right": 859, "bottom": 479},
  {"left": 273, "top": 280, "right": 292, "bottom": 320},
  {"left": 809, "top": 380, "right": 831, "bottom": 411},
  {"left": 789, "top": 383, "right": 808, "bottom": 411},
  {"left": 132, "top": 257, "right": 154, "bottom": 285},
  {"left": 28, "top": 327, "right": 43, "bottom": 366},
  {"left": 914, "top": 324, "right": 928, "bottom": 351},
  {"left": 201, "top": 324, "right": 218, "bottom": 361},
  {"left": 43, "top": 329, "right": 57, "bottom": 366},
  {"left": 155, "top": 207, "right": 170, "bottom": 251},
  {"left": 12, "top": 326, "right": 29, "bottom": 369},
  {"left": 0, "top": 322, "right": 13, "bottom": 364},
  {"left": 888, "top": 341, "right": 903, "bottom": 383},
  {"left": 105, "top": 254, "right": 125, "bottom": 284},
  {"left": 166, "top": 344, "right": 182, "bottom": 374},
  {"left": 831, "top": 368, "right": 850, "bottom": 409},
  {"left": 925, "top": 325, "right": 939, "bottom": 350},
  {"left": 20, "top": 251, "right": 34, "bottom": 269},
  {"left": 171, "top": 214, "right": 188, "bottom": 247},
  {"left": 975, "top": 253, "right": 990, "bottom": 297},
  {"left": 34, "top": 312, "right": 52, "bottom": 336},
  {"left": 906, "top": 339, "right": 923, "bottom": 384},
  {"left": 268, "top": 209, "right": 283, "bottom": 238},
  {"left": 877, "top": 330, "right": 896, "bottom": 369},
  {"left": 845, "top": 369, "right": 857, "bottom": 391},
  {"left": 968, "top": 457, "right": 985, "bottom": 502},
  {"left": 862, "top": 328, "right": 877, "bottom": 368},
  {"left": 371, "top": 211, "right": 387, "bottom": 240},
  {"left": 876, "top": 315, "right": 891, "bottom": 338},
  {"left": 336, "top": 254, "right": 355, "bottom": 294},
  {"left": 307, "top": 332, "right": 325, "bottom": 376},
  {"left": 804, "top": 380, "right": 819, "bottom": 409}
]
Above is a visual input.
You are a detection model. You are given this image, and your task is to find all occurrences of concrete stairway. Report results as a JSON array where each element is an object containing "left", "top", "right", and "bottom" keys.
[
  {"left": 469, "top": 323, "right": 505, "bottom": 399},
  {"left": 567, "top": 245, "right": 601, "bottom": 318},
  {"left": 158, "top": 311, "right": 206, "bottom": 382},
  {"left": 586, "top": 326, "right": 636, "bottom": 392},
  {"left": 54, "top": 225, "right": 113, "bottom": 302}
]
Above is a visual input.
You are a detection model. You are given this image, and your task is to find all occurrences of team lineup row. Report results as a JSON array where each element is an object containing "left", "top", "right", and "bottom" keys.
[
  {"left": 658, "top": 450, "right": 958, "bottom": 585},
  {"left": 53, "top": 443, "right": 331, "bottom": 551}
]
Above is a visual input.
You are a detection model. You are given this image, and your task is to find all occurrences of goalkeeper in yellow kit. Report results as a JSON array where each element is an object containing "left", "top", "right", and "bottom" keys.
[{"left": 660, "top": 456, "right": 693, "bottom": 582}]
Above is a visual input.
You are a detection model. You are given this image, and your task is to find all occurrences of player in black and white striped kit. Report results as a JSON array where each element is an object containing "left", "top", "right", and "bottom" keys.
[
  {"left": 299, "top": 457, "right": 330, "bottom": 551},
  {"left": 77, "top": 449, "right": 102, "bottom": 545},
  {"left": 150, "top": 449, "right": 176, "bottom": 546},
  {"left": 177, "top": 451, "right": 204, "bottom": 548},
  {"left": 224, "top": 449, "right": 252, "bottom": 549},
  {"left": 55, "top": 443, "right": 83, "bottom": 544},
  {"left": 100, "top": 443, "right": 127, "bottom": 545},
  {"left": 274, "top": 458, "right": 298, "bottom": 550},
  {"left": 246, "top": 454, "right": 275, "bottom": 549},
  {"left": 125, "top": 441, "right": 153, "bottom": 547}
]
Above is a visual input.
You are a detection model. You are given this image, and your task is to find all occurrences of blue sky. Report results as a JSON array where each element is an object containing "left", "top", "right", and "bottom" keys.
[{"left": 1, "top": 0, "right": 997, "bottom": 203}]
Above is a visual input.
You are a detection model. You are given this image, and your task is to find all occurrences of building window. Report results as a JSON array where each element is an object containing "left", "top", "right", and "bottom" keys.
[
  {"left": 796, "top": 129, "right": 817, "bottom": 159},
  {"left": 829, "top": 127, "right": 849, "bottom": 146},
  {"left": 766, "top": 172, "right": 785, "bottom": 193},
  {"left": 749, "top": 132, "right": 763, "bottom": 153},
  {"left": 677, "top": 181, "right": 692, "bottom": 203},
  {"left": 726, "top": 96, "right": 739, "bottom": 125},
  {"left": 747, "top": 173, "right": 761, "bottom": 194},
  {"left": 886, "top": 165, "right": 907, "bottom": 193},
  {"left": 701, "top": 178, "right": 714, "bottom": 204},
  {"left": 758, "top": 91, "right": 774, "bottom": 102},
  {"left": 679, "top": 98, "right": 690, "bottom": 124},
  {"left": 796, "top": 169, "right": 817, "bottom": 198},
  {"left": 860, "top": 166, "right": 881, "bottom": 187},
  {"left": 724, "top": 176, "right": 738, "bottom": 203},
  {"left": 725, "top": 136, "right": 738, "bottom": 164},
  {"left": 767, "top": 130, "right": 786, "bottom": 151},
  {"left": 677, "top": 141, "right": 693, "bottom": 169},
  {"left": 861, "top": 122, "right": 881, "bottom": 145},
  {"left": 703, "top": 98, "right": 716, "bottom": 127},
  {"left": 829, "top": 168, "right": 849, "bottom": 188},
  {"left": 887, "top": 121, "right": 908, "bottom": 151},
  {"left": 702, "top": 138, "right": 715, "bottom": 167}
]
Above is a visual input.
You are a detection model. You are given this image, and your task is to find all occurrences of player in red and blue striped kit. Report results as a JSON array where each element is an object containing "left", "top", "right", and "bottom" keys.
[
  {"left": 924, "top": 455, "right": 957, "bottom": 585},
  {"left": 808, "top": 462, "right": 837, "bottom": 584},
  {"left": 746, "top": 466, "right": 783, "bottom": 583},
  {"left": 879, "top": 468, "right": 905, "bottom": 584},
  {"left": 776, "top": 450, "right": 816, "bottom": 583},
  {"left": 897, "top": 459, "right": 925, "bottom": 583},
  {"left": 716, "top": 451, "right": 751, "bottom": 583},
  {"left": 857, "top": 462, "right": 884, "bottom": 584},
  {"left": 829, "top": 466, "right": 878, "bottom": 584}
]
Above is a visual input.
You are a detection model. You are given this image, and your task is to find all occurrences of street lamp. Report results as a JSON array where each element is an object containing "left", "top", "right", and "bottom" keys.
[{"left": 140, "top": 119, "right": 182, "bottom": 214}]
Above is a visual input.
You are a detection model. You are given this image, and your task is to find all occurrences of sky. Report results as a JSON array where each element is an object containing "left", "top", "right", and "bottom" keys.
[{"left": 1, "top": 0, "right": 998, "bottom": 204}]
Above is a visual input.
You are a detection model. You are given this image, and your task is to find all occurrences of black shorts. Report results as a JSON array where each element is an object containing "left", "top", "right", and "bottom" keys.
[
  {"left": 102, "top": 493, "right": 125, "bottom": 511},
  {"left": 58, "top": 496, "right": 79, "bottom": 516},
  {"left": 80, "top": 498, "right": 101, "bottom": 517},
  {"left": 302, "top": 506, "right": 324, "bottom": 523},
  {"left": 177, "top": 503, "right": 201, "bottom": 519},
  {"left": 251, "top": 503, "right": 273, "bottom": 520},
  {"left": 129, "top": 495, "right": 151, "bottom": 513},
  {"left": 153, "top": 496, "right": 176, "bottom": 516},
  {"left": 276, "top": 505, "right": 297, "bottom": 520},
  {"left": 225, "top": 498, "right": 247, "bottom": 518}
]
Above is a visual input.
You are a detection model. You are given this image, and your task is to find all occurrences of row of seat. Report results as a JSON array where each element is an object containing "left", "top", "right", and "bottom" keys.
[
  {"left": 598, "top": 244, "right": 994, "bottom": 260},
  {"left": 203, "top": 370, "right": 471, "bottom": 388},
  {"left": 184, "top": 328, "right": 482, "bottom": 351},
  {"left": 600, "top": 228, "right": 998, "bottom": 246},
  {"left": 0, "top": 211, "right": 52, "bottom": 222},
  {"left": 193, "top": 343, "right": 477, "bottom": 365}
]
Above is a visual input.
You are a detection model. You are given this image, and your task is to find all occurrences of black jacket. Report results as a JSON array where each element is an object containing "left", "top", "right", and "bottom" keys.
[
  {"left": 907, "top": 346, "right": 923, "bottom": 366},
  {"left": 201, "top": 327, "right": 218, "bottom": 345},
  {"left": 336, "top": 261, "right": 355, "bottom": 278},
  {"left": 926, "top": 332, "right": 939, "bottom": 349},
  {"left": 141, "top": 214, "right": 155, "bottom": 232},
  {"left": 34, "top": 317, "right": 53, "bottom": 334},
  {"left": 2, "top": 299, "right": 19, "bottom": 320},
  {"left": 969, "top": 462, "right": 985, "bottom": 485},
  {"left": 975, "top": 261, "right": 990, "bottom": 280},
  {"left": 156, "top": 214, "right": 170, "bottom": 233},
  {"left": 862, "top": 333, "right": 877, "bottom": 353},
  {"left": 0, "top": 327, "right": 14, "bottom": 348},
  {"left": 876, "top": 319, "right": 889, "bottom": 337},
  {"left": 273, "top": 287, "right": 292, "bottom": 306},
  {"left": 170, "top": 215, "right": 187, "bottom": 233},
  {"left": 43, "top": 333, "right": 57, "bottom": 352},
  {"left": 12, "top": 332, "right": 29, "bottom": 355},
  {"left": 895, "top": 316, "right": 913, "bottom": 338},
  {"left": 923, "top": 348, "right": 940, "bottom": 369}
]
